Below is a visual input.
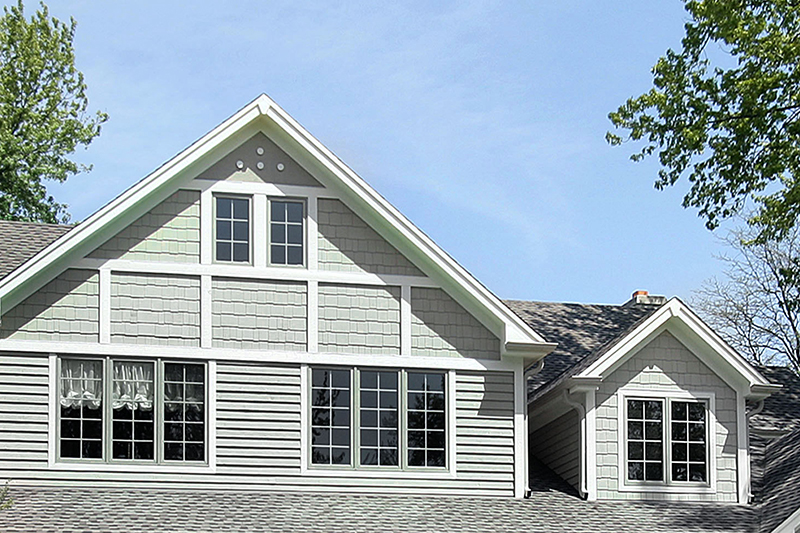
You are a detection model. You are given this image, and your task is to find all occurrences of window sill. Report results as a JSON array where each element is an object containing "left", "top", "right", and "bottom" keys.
[
  {"left": 618, "top": 482, "right": 716, "bottom": 494},
  {"left": 49, "top": 461, "right": 216, "bottom": 473},
  {"left": 302, "top": 466, "right": 456, "bottom": 479}
]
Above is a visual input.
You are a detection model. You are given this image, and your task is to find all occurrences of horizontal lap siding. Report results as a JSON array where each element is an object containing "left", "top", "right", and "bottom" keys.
[
  {"left": 0, "top": 357, "right": 515, "bottom": 496},
  {"left": 88, "top": 189, "right": 200, "bottom": 263},
  {"left": 410, "top": 288, "right": 500, "bottom": 360},
  {"left": 455, "top": 371, "right": 515, "bottom": 495},
  {"left": 531, "top": 411, "right": 580, "bottom": 490},
  {"left": 212, "top": 278, "right": 307, "bottom": 351},
  {"left": 0, "top": 269, "right": 99, "bottom": 342},
  {"left": 110, "top": 273, "right": 200, "bottom": 347}
]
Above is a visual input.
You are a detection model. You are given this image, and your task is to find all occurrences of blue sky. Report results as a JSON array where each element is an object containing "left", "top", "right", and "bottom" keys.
[{"left": 39, "top": 0, "right": 728, "bottom": 305}]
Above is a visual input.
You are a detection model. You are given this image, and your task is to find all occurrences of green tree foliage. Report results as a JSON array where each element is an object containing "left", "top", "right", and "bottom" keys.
[
  {"left": 0, "top": 1, "right": 106, "bottom": 223},
  {"left": 607, "top": 0, "right": 800, "bottom": 242}
]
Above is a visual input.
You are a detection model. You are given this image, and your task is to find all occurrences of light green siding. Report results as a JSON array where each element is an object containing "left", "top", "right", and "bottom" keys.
[
  {"left": 110, "top": 273, "right": 201, "bottom": 347},
  {"left": 410, "top": 288, "right": 500, "bottom": 360},
  {"left": 0, "top": 269, "right": 99, "bottom": 342},
  {"left": 595, "top": 331, "right": 739, "bottom": 502},
  {"left": 530, "top": 410, "right": 580, "bottom": 490},
  {"left": 318, "top": 284, "right": 401, "bottom": 355},
  {"left": 88, "top": 190, "right": 200, "bottom": 263},
  {"left": 195, "top": 132, "right": 323, "bottom": 187},
  {"left": 0, "top": 355, "right": 515, "bottom": 496},
  {"left": 455, "top": 371, "right": 516, "bottom": 490},
  {"left": 317, "top": 198, "right": 423, "bottom": 277},
  {"left": 212, "top": 278, "right": 307, "bottom": 351}
]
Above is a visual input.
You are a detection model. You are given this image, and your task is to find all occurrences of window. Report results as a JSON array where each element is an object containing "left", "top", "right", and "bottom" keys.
[
  {"left": 625, "top": 397, "right": 709, "bottom": 485},
  {"left": 310, "top": 368, "right": 351, "bottom": 465},
  {"left": 270, "top": 200, "right": 304, "bottom": 265},
  {"left": 58, "top": 358, "right": 207, "bottom": 464},
  {"left": 308, "top": 367, "right": 447, "bottom": 470},
  {"left": 216, "top": 196, "right": 250, "bottom": 263}
]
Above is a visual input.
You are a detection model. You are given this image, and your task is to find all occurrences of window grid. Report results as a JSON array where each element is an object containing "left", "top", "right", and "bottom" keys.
[
  {"left": 671, "top": 401, "right": 707, "bottom": 482},
  {"left": 215, "top": 196, "right": 250, "bottom": 263},
  {"left": 163, "top": 363, "right": 206, "bottom": 462},
  {"left": 406, "top": 372, "right": 446, "bottom": 468},
  {"left": 270, "top": 200, "right": 304, "bottom": 266},
  {"left": 311, "top": 369, "right": 351, "bottom": 465},
  {"left": 359, "top": 370, "right": 399, "bottom": 467},
  {"left": 111, "top": 361, "right": 155, "bottom": 461},
  {"left": 59, "top": 359, "right": 104, "bottom": 460},
  {"left": 627, "top": 399, "right": 664, "bottom": 482}
]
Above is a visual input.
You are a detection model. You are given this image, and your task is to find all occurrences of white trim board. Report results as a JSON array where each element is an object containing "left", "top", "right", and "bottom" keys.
[{"left": 0, "top": 95, "right": 552, "bottom": 360}]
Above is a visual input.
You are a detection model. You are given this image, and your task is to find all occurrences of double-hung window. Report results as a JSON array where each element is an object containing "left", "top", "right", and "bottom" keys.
[
  {"left": 309, "top": 367, "right": 448, "bottom": 470},
  {"left": 215, "top": 195, "right": 250, "bottom": 263},
  {"left": 58, "top": 357, "right": 207, "bottom": 464},
  {"left": 625, "top": 396, "right": 709, "bottom": 485}
]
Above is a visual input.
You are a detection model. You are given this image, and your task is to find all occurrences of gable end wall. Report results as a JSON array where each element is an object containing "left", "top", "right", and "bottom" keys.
[{"left": 595, "top": 330, "right": 739, "bottom": 502}]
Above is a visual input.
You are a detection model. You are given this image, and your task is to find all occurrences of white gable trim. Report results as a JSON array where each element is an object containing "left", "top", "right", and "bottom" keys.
[
  {"left": 772, "top": 504, "right": 800, "bottom": 533},
  {"left": 579, "top": 299, "right": 777, "bottom": 398},
  {"left": 0, "top": 95, "right": 551, "bottom": 358}
]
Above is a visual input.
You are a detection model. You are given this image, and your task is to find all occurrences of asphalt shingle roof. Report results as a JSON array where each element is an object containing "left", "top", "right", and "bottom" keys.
[
  {"left": 0, "top": 220, "right": 72, "bottom": 280},
  {"left": 750, "top": 366, "right": 800, "bottom": 433},
  {"left": 504, "top": 299, "right": 662, "bottom": 401},
  {"left": 759, "top": 427, "right": 800, "bottom": 533},
  {"left": 0, "top": 462, "right": 760, "bottom": 533}
]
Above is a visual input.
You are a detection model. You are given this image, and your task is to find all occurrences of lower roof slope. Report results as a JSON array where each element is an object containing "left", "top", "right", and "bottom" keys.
[
  {"left": 0, "top": 220, "right": 72, "bottom": 280},
  {"left": 759, "top": 427, "right": 800, "bottom": 533},
  {"left": 0, "top": 473, "right": 759, "bottom": 533},
  {"left": 504, "top": 299, "right": 661, "bottom": 401},
  {"left": 750, "top": 366, "right": 800, "bottom": 433}
]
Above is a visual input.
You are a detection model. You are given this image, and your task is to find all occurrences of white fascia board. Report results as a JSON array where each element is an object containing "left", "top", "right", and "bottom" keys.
[
  {"left": 579, "top": 298, "right": 774, "bottom": 395},
  {"left": 772, "top": 504, "right": 800, "bottom": 533},
  {"left": 0, "top": 96, "right": 265, "bottom": 309},
  {"left": 0, "top": 94, "right": 550, "bottom": 356}
]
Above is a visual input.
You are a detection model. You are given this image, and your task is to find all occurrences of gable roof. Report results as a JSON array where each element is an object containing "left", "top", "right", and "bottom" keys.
[
  {"left": 759, "top": 427, "right": 800, "bottom": 533},
  {"left": 0, "top": 220, "right": 73, "bottom": 281},
  {"left": 505, "top": 299, "right": 661, "bottom": 401},
  {"left": 0, "top": 95, "right": 552, "bottom": 358}
]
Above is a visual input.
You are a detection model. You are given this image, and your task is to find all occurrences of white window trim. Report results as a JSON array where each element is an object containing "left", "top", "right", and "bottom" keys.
[
  {"left": 300, "top": 365, "right": 457, "bottom": 479},
  {"left": 616, "top": 388, "right": 717, "bottom": 494},
  {"left": 47, "top": 354, "right": 217, "bottom": 473}
]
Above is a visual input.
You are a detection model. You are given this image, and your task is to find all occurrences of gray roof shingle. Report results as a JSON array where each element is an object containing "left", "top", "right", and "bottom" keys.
[
  {"left": 0, "top": 474, "right": 759, "bottom": 533},
  {"left": 750, "top": 366, "right": 800, "bottom": 433},
  {"left": 0, "top": 220, "right": 73, "bottom": 280},
  {"left": 759, "top": 427, "right": 800, "bottom": 532},
  {"left": 504, "top": 299, "right": 662, "bottom": 402}
]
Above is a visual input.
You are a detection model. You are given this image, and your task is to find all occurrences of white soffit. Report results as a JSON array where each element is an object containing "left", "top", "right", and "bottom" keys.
[
  {"left": 578, "top": 298, "right": 778, "bottom": 396},
  {"left": 0, "top": 94, "right": 551, "bottom": 355}
]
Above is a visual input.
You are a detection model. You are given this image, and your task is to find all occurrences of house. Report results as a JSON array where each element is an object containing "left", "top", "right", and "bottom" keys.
[{"left": 0, "top": 95, "right": 797, "bottom": 532}]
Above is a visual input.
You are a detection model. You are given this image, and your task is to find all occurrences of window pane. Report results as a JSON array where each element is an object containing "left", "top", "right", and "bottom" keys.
[
  {"left": 216, "top": 220, "right": 231, "bottom": 240},
  {"left": 60, "top": 359, "right": 103, "bottom": 460},
  {"left": 287, "top": 246, "right": 303, "bottom": 265},
  {"left": 311, "top": 368, "right": 351, "bottom": 465},
  {"left": 626, "top": 399, "right": 663, "bottom": 482},
  {"left": 287, "top": 202, "right": 303, "bottom": 223},
  {"left": 232, "top": 198, "right": 249, "bottom": 219},
  {"left": 360, "top": 370, "right": 398, "bottom": 467},
  {"left": 287, "top": 225, "right": 303, "bottom": 245},
  {"left": 233, "top": 243, "right": 249, "bottom": 262},
  {"left": 163, "top": 363, "right": 206, "bottom": 462},
  {"left": 670, "top": 401, "right": 707, "bottom": 484},
  {"left": 271, "top": 202, "right": 286, "bottom": 222},
  {"left": 271, "top": 224, "right": 286, "bottom": 244},
  {"left": 233, "top": 221, "right": 249, "bottom": 241},
  {"left": 217, "top": 197, "right": 232, "bottom": 219},
  {"left": 112, "top": 361, "right": 154, "bottom": 461},
  {"left": 407, "top": 372, "right": 446, "bottom": 468}
]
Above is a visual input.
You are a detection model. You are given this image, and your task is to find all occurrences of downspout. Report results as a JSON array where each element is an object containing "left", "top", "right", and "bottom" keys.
[
  {"left": 523, "top": 359, "right": 545, "bottom": 499},
  {"left": 563, "top": 389, "right": 588, "bottom": 499},
  {"left": 745, "top": 399, "right": 765, "bottom": 503}
]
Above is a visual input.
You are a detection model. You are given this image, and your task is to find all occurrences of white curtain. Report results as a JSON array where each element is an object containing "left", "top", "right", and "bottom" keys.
[
  {"left": 112, "top": 361, "right": 154, "bottom": 411},
  {"left": 60, "top": 359, "right": 103, "bottom": 408}
]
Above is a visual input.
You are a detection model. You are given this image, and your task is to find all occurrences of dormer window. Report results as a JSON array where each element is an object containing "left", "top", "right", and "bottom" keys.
[
  {"left": 215, "top": 195, "right": 250, "bottom": 263},
  {"left": 624, "top": 395, "right": 710, "bottom": 486},
  {"left": 269, "top": 199, "right": 304, "bottom": 266}
]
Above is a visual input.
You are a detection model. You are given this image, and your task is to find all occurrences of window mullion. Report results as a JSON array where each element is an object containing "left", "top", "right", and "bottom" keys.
[
  {"left": 104, "top": 356, "right": 111, "bottom": 463},
  {"left": 353, "top": 368, "right": 360, "bottom": 469},
  {"left": 400, "top": 370, "right": 407, "bottom": 471},
  {"left": 665, "top": 400, "right": 672, "bottom": 485},
  {"left": 156, "top": 358, "right": 162, "bottom": 464}
]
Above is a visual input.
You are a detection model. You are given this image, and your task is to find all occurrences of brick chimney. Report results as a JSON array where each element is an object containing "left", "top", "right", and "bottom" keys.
[{"left": 624, "top": 290, "right": 667, "bottom": 306}]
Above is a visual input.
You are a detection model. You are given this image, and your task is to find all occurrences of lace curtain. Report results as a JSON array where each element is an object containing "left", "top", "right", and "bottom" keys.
[
  {"left": 112, "top": 361, "right": 154, "bottom": 411},
  {"left": 60, "top": 360, "right": 103, "bottom": 408}
]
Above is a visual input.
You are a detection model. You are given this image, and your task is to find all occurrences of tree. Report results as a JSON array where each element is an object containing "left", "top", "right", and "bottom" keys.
[
  {"left": 0, "top": 481, "right": 11, "bottom": 511},
  {"left": 0, "top": 0, "right": 106, "bottom": 224},
  {"left": 607, "top": 0, "right": 800, "bottom": 244},
  {"left": 693, "top": 224, "right": 800, "bottom": 371}
]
